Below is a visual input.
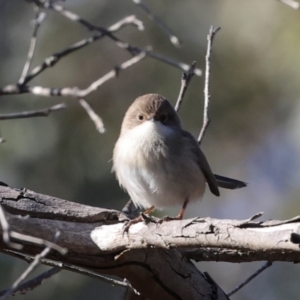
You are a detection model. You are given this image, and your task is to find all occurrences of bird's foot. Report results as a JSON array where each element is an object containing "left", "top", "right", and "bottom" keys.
[
  {"left": 123, "top": 213, "right": 157, "bottom": 235},
  {"left": 158, "top": 215, "right": 182, "bottom": 224}
]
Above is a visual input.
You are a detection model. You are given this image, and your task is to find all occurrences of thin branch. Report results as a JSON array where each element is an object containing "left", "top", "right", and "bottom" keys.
[
  {"left": 1, "top": 7, "right": 201, "bottom": 92},
  {"left": 175, "top": 61, "right": 196, "bottom": 112},
  {"left": 0, "top": 267, "right": 61, "bottom": 297},
  {"left": 132, "top": 0, "right": 181, "bottom": 46},
  {"left": 197, "top": 26, "right": 221, "bottom": 145},
  {"left": 4, "top": 250, "right": 141, "bottom": 296},
  {"left": 0, "top": 205, "right": 22, "bottom": 250},
  {"left": 0, "top": 103, "right": 66, "bottom": 120},
  {"left": 49, "top": 1, "right": 141, "bottom": 56},
  {"left": 143, "top": 49, "right": 201, "bottom": 75},
  {"left": 1, "top": 232, "right": 62, "bottom": 300},
  {"left": 9, "top": 231, "right": 67, "bottom": 255},
  {"left": 79, "top": 51, "right": 146, "bottom": 97},
  {"left": 278, "top": 0, "right": 300, "bottom": 9},
  {"left": 61, "top": 263, "right": 140, "bottom": 296},
  {"left": 0, "top": 52, "right": 146, "bottom": 97},
  {"left": 49, "top": 2, "right": 108, "bottom": 31},
  {"left": 227, "top": 262, "right": 273, "bottom": 297},
  {"left": 23, "top": 15, "right": 144, "bottom": 84},
  {"left": 18, "top": 7, "right": 46, "bottom": 85},
  {"left": 49, "top": 2, "right": 201, "bottom": 75},
  {"left": 1, "top": 205, "right": 67, "bottom": 254},
  {"left": 79, "top": 99, "right": 105, "bottom": 133},
  {"left": 12, "top": 46, "right": 201, "bottom": 95}
]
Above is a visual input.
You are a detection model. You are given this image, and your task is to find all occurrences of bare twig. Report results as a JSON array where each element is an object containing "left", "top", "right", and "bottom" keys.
[
  {"left": 197, "top": 26, "right": 221, "bottom": 145},
  {"left": 4, "top": 249, "right": 141, "bottom": 296},
  {"left": 1, "top": 6, "right": 201, "bottom": 93},
  {"left": 143, "top": 49, "right": 201, "bottom": 75},
  {"left": 23, "top": 15, "right": 144, "bottom": 84},
  {"left": 49, "top": 1, "right": 142, "bottom": 56},
  {"left": 78, "top": 51, "right": 147, "bottom": 97},
  {"left": 0, "top": 267, "right": 61, "bottom": 297},
  {"left": 79, "top": 99, "right": 105, "bottom": 133},
  {"left": 227, "top": 262, "right": 273, "bottom": 297},
  {"left": 1, "top": 232, "right": 63, "bottom": 300},
  {"left": 0, "top": 103, "right": 66, "bottom": 120},
  {"left": 132, "top": 0, "right": 181, "bottom": 46},
  {"left": 175, "top": 61, "right": 196, "bottom": 112},
  {"left": 0, "top": 205, "right": 67, "bottom": 254},
  {"left": 0, "top": 52, "right": 146, "bottom": 97},
  {"left": 60, "top": 264, "right": 140, "bottom": 296},
  {"left": 1, "top": 48, "right": 199, "bottom": 96},
  {"left": 278, "top": 0, "right": 300, "bottom": 9},
  {"left": 49, "top": 2, "right": 200, "bottom": 75},
  {"left": 18, "top": 7, "right": 46, "bottom": 85},
  {"left": 9, "top": 231, "right": 67, "bottom": 255},
  {"left": 0, "top": 205, "right": 22, "bottom": 250}
]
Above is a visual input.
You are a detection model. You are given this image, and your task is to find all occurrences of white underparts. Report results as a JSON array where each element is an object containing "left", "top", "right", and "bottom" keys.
[{"left": 113, "top": 120, "right": 206, "bottom": 209}]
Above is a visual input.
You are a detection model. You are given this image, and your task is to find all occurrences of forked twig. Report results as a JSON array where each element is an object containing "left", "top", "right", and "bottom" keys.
[
  {"left": 0, "top": 52, "right": 147, "bottom": 97},
  {"left": 175, "top": 61, "right": 196, "bottom": 112},
  {"left": 1, "top": 232, "right": 65, "bottom": 300},
  {"left": 49, "top": 2, "right": 200, "bottom": 75},
  {"left": 23, "top": 15, "right": 144, "bottom": 84},
  {"left": 3, "top": 249, "right": 141, "bottom": 296}
]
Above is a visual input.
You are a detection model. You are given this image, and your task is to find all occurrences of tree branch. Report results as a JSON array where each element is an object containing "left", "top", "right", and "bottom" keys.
[
  {"left": 22, "top": 15, "right": 144, "bottom": 84},
  {"left": 175, "top": 61, "right": 196, "bottom": 112},
  {"left": 227, "top": 262, "right": 272, "bottom": 297},
  {"left": 0, "top": 184, "right": 300, "bottom": 298},
  {"left": 0, "top": 267, "right": 61, "bottom": 297},
  {"left": 18, "top": 7, "right": 46, "bottom": 85},
  {"left": 131, "top": 0, "right": 181, "bottom": 46},
  {"left": 198, "top": 26, "right": 221, "bottom": 144},
  {"left": 0, "top": 53, "right": 146, "bottom": 97},
  {"left": 0, "top": 103, "right": 66, "bottom": 120}
]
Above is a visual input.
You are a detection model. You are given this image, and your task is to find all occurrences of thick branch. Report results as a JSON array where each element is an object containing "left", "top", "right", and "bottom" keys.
[
  {"left": 0, "top": 185, "right": 228, "bottom": 299},
  {"left": 1, "top": 185, "right": 299, "bottom": 298}
]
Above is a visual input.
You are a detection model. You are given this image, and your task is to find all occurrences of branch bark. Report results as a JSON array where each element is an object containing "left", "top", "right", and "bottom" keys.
[{"left": 0, "top": 185, "right": 299, "bottom": 299}]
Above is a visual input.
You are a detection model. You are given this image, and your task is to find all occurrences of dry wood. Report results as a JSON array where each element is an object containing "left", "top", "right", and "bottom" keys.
[{"left": 1, "top": 185, "right": 299, "bottom": 299}]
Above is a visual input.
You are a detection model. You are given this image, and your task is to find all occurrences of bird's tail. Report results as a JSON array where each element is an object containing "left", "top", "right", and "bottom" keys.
[{"left": 214, "top": 174, "right": 247, "bottom": 190}]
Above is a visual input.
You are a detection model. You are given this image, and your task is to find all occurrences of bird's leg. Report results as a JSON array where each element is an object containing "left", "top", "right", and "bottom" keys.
[
  {"left": 143, "top": 205, "right": 156, "bottom": 215},
  {"left": 159, "top": 198, "right": 189, "bottom": 223},
  {"left": 123, "top": 205, "right": 155, "bottom": 234}
]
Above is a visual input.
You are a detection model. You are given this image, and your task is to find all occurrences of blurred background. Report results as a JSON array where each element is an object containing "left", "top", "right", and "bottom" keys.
[{"left": 1, "top": 0, "right": 300, "bottom": 299}]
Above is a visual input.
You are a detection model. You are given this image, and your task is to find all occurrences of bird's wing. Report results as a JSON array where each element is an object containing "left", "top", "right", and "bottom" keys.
[{"left": 182, "top": 131, "right": 220, "bottom": 197}]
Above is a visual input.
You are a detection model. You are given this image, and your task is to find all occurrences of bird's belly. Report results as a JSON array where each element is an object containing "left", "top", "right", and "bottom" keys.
[
  {"left": 113, "top": 122, "right": 206, "bottom": 209},
  {"left": 119, "top": 158, "right": 206, "bottom": 209}
]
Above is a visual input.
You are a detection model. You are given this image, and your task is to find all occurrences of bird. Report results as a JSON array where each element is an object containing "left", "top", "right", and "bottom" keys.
[{"left": 112, "top": 94, "right": 246, "bottom": 227}]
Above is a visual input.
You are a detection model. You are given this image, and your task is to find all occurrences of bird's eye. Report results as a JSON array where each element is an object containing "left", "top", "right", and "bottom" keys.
[
  {"left": 160, "top": 114, "right": 168, "bottom": 123},
  {"left": 138, "top": 114, "right": 144, "bottom": 121}
]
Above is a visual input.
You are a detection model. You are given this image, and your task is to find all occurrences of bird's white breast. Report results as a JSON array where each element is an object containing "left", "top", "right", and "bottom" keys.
[{"left": 113, "top": 121, "right": 206, "bottom": 209}]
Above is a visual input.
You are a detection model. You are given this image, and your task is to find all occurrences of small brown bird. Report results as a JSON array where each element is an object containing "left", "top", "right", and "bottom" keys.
[{"left": 113, "top": 94, "right": 246, "bottom": 224}]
